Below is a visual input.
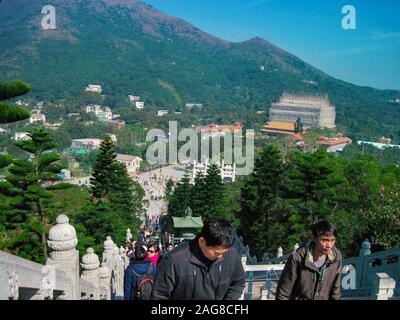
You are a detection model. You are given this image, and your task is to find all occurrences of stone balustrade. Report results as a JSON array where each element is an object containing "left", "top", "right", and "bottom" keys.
[{"left": 0, "top": 214, "right": 132, "bottom": 300}]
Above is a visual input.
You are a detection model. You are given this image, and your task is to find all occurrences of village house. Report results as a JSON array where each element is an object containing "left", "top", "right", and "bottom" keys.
[
  {"left": 116, "top": 154, "right": 142, "bottom": 175},
  {"left": 157, "top": 110, "right": 169, "bottom": 116},
  {"left": 14, "top": 132, "right": 30, "bottom": 141},
  {"left": 29, "top": 113, "right": 46, "bottom": 124},
  {"left": 196, "top": 122, "right": 243, "bottom": 139},
  {"left": 318, "top": 134, "right": 352, "bottom": 153},
  {"left": 85, "top": 84, "right": 102, "bottom": 94}
]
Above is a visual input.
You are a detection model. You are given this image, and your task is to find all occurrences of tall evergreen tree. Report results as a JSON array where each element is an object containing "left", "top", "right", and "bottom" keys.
[
  {"left": 167, "top": 173, "right": 193, "bottom": 218},
  {"left": 90, "top": 136, "right": 118, "bottom": 200},
  {"left": 78, "top": 136, "right": 144, "bottom": 252},
  {"left": 0, "top": 80, "right": 31, "bottom": 124},
  {"left": 0, "top": 128, "right": 68, "bottom": 262},
  {"left": 295, "top": 117, "right": 303, "bottom": 133},
  {"left": 238, "top": 145, "right": 289, "bottom": 258},
  {"left": 0, "top": 80, "right": 31, "bottom": 168},
  {"left": 283, "top": 149, "right": 346, "bottom": 246},
  {"left": 202, "top": 163, "right": 229, "bottom": 220},
  {"left": 191, "top": 171, "right": 207, "bottom": 217}
]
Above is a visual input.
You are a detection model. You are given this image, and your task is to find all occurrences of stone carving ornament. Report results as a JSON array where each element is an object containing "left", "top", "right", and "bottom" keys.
[{"left": 8, "top": 270, "right": 19, "bottom": 300}]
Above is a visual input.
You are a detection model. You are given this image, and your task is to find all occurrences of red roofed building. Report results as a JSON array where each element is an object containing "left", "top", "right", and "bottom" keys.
[{"left": 318, "top": 134, "right": 352, "bottom": 153}]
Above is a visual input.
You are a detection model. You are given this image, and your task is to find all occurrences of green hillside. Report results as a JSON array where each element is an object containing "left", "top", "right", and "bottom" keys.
[{"left": 1, "top": 0, "right": 399, "bottom": 140}]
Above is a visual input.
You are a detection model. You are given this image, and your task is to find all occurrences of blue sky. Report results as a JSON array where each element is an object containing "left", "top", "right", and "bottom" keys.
[{"left": 142, "top": 0, "right": 400, "bottom": 90}]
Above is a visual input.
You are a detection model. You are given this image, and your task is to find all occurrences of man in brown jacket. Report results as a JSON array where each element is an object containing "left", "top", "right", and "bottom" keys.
[{"left": 276, "top": 220, "right": 342, "bottom": 300}]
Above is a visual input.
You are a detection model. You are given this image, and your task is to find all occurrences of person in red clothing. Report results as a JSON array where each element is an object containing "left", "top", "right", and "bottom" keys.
[{"left": 146, "top": 241, "right": 162, "bottom": 266}]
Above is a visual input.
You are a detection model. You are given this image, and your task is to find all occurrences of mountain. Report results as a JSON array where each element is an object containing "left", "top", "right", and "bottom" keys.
[{"left": 1, "top": 0, "right": 400, "bottom": 139}]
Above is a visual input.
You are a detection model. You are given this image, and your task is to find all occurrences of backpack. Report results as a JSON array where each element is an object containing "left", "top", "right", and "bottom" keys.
[{"left": 132, "top": 263, "right": 154, "bottom": 300}]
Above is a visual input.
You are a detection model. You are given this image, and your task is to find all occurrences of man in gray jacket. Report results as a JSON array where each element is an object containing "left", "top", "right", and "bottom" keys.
[{"left": 151, "top": 218, "right": 246, "bottom": 300}]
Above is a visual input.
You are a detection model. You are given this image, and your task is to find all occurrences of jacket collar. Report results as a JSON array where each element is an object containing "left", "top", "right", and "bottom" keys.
[
  {"left": 189, "top": 237, "right": 224, "bottom": 268},
  {"left": 303, "top": 240, "right": 336, "bottom": 271}
]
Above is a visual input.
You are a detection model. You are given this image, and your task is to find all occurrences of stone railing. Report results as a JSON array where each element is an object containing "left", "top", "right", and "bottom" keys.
[
  {"left": 241, "top": 239, "right": 400, "bottom": 300},
  {"left": 0, "top": 214, "right": 131, "bottom": 300}
]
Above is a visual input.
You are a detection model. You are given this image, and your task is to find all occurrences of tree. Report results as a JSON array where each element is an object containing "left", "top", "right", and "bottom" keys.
[
  {"left": 167, "top": 173, "right": 193, "bottom": 218},
  {"left": 238, "top": 145, "right": 289, "bottom": 258},
  {"left": 0, "top": 80, "right": 31, "bottom": 124},
  {"left": 283, "top": 149, "right": 347, "bottom": 247},
  {"left": 0, "top": 128, "right": 68, "bottom": 262},
  {"left": 77, "top": 136, "right": 144, "bottom": 252},
  {"left": 90, "top": 136, "right": 118, "bottom": 200},
  {"left": 191, "top": 171, "right": 207, "bottom": 217},
  {"left": 201, "top": 163, "right": 229, "bottom": 220},
  {"left": 164, "top": 178, "right": 174, "bottom": 201},
  {"left": 0, "top": 80, "right": 31, "bottom": 168},
  {"left": 295, "top": 117, "right": 303, "bottom": 133}
]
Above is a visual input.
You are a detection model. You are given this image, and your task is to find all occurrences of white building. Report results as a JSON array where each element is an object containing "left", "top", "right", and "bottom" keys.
[
  {"left": 157, "top": 110, "right": 169, "bottom": 116},
  {"left": 0, "top": 127, "right": 7, "bottom": 134},
  {"left": 128, "top": 95, "right": 140, "bottom": 102},
  {"left": 192, "top": 158, "right": 237, "bottom": 183},
  {"left": 185, "top": 103, "right": 203, "bottom": 110},
  {"left": 85, "top": 105, "right": 112, "bottom": 121},
  {"left": 71, "top": 139, "right": 102, "bottom": 151},
  {"left": 135, "top": 101, "right": 144, "bottom": 109},
  {"left": 116, "top": 154, "right": 142, "bottom": 175},
  {"left": 14, "top": 132, "right": 30, "bottom": 141},
  {"left": 85, "top": 84, "right": 102, "bottom": 94},
  {"left": 29, "top": 113, "right": 46, "bottom": 124}
]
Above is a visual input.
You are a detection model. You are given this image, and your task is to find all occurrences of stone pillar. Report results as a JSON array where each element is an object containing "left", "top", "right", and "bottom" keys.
[
  {"left": 239, "top": 255, "right": 247, "bottom": 301},
  {"left": 360, "top": 239, "right": 371, "bottom": 256},
  {"left": 374, "top": 273, "right": 396, "bottom": 300},
  {"left": 81, "top": 248, "right": 100, "bottom": 300},
  {"left": 293, "top": 243, "right": 299, "bottom": 252},
  {"left": 99, "top": 262, "right": 111, "bottom": 300},
  {"left": 277, "top": 247, "right": 283, "bottom": 258},
  {"left": 102, "top": 236, "right": 115, "bottom": 270},
  {"left": 46, "top": 214, "right": 80, "bottom": 300},
  {"left": 120, "top": 246, "right": 129, "bottom": 270},
  {"left": 113, "top": 244, "right": 124, "bottom": 299},
  {"left": 126, "top": 228, "right": 133, "bottom": 243}
]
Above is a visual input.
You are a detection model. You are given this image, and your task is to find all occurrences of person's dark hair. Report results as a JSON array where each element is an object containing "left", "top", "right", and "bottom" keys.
[
  {"left": 148, "top": 241, "right": 159, "bottom": 252},
  {"left": 134, "top": 245, "right": 147, "bottom": 260},
  {"left": 311, "top": 220, "right": 337, "bottom": 238},
  {"left": 200, "top": 219, "right": 236, "bottom": 248}
]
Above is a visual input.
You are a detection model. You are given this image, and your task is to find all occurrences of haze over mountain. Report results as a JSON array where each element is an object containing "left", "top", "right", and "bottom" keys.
[{"left": 1, "top": 0, "right": 399, "bottom": 139}]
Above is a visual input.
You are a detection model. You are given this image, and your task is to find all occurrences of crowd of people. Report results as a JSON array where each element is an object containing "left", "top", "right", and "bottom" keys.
[{"left": 124, "top": 219, "right": 343, "bottom": 300}]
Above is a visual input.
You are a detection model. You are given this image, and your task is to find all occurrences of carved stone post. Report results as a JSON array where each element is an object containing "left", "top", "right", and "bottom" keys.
[
  {"left": 81, "top": 248, "right": 100, "bottom": 300},
  {"left": 102, "top": 236, "right": 115, "bottom": 270},
  {"left": 120, "top": 246, "right": 129, "bottom": 270},
  {"left": 277, "top": 247, "right": 283, "bottom": 258},
  {"left": 126, "top": 228, "right": 133, "bottom": 244},
  {"left": 46, "top": 214, "right": 80, "bottom": 300},
  {"left": 99, "top": 262, "right": 111, "bottom": 300}
]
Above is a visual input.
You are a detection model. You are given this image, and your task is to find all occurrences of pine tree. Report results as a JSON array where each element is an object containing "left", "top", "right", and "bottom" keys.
[
  {"left": 164, "top": 178, "right": 174, "bottom": 201},
  {"left": 79, "top": 136, "right": 144, "bottom": 251},
  {"left": 0, "top": 80, "right": 31, "bottom": 169},
  {"left": 90, "top": 136, "right": 118, "bottom": 200},
  {"left": 0, "top": 128, "right": 68, "bottom": 262},
  {"left": 167, "top": 173, "right": 193, "bottom": 217},
  {"left": 0, "top": 80, "right": 31, "bottom": 124},
  {"left": 284, "top": 149, "right": 346, "bottom": 246},
  {"left": 191, "top": 171, "right": 207, "bottom": 217},
  {"left": 202, "top": 163, "right": 229, "bottom": 220},
  {"left": 238, "top": 145, "right": 289, "bottom": 258},
  {"left": 295, "top": 117, "right": 303, "bottom": 133}
]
